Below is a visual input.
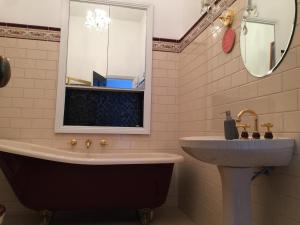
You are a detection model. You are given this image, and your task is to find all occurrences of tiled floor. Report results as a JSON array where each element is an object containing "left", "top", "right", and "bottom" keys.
[{"left": 3, "top": 208, "right": 196, "bottom": 225}]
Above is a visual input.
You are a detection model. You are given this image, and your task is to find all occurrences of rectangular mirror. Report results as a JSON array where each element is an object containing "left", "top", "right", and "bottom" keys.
[{"left": 55, "top": 0, "right": 153, "bottom": 134}]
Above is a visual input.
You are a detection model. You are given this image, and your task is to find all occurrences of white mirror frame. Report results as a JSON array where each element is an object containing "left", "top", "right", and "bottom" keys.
[{"left": 55, "top": 0, "right": 153, "bottom": 134}]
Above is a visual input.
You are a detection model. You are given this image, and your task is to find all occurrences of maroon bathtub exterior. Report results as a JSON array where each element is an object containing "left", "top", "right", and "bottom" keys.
[{"left": 0, "top": 152, "right": 174, "bottom": 212}]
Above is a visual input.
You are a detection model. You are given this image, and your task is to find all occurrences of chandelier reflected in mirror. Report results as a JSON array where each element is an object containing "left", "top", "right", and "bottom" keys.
[
  {"left": 241, "top": 0, "right": 259, "bottom": 35},
  {"left": 243, "top": 0, "right": 258, "bottom": 19},
  {"left": 85, "top": 8, "right": 111, "bottom": 31}
]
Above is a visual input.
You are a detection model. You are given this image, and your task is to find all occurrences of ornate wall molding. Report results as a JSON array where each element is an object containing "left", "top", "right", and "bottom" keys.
[{"left": 0, "top": 0, "right": 236, "bottom": 52}]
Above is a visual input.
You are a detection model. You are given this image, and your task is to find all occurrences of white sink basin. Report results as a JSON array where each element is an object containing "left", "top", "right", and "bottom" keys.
[
  {"left": 179, "top": 136, "right": 294, "bottom": 167},
  {"left": 179, "top": 136, "right": 295, "bottom": 225}
]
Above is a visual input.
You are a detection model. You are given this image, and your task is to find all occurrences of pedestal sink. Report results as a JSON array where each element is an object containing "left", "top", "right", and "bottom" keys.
[{"left": 179, "top": 136, "right": 295, "bottom": 225}]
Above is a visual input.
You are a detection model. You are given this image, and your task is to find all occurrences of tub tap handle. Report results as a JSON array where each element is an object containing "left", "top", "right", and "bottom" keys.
[
  {"left": 100, "top": 139, "right": 107, "bottom": 146},
  {"left": 0, "top": 204, "right": 6, "bottom": 224},
  {"left": 70, "top": 139, "right": 77, "bottom": 146},
  {"left": 85, "top": 139, "right": 92, "bottom": 149}
]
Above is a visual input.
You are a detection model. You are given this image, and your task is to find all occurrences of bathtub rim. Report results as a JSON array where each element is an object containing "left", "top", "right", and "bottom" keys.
[{"left": 0, "top": 139, "right": 183, "bottom": 165}]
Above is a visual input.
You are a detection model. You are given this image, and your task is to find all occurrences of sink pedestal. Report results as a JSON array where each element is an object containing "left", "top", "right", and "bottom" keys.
[
  {"left": 218, "top": 167, "right": 254, "bottom": 225},
  {"left": 180, "top": 136, "right": 294, "bottom": 225}
]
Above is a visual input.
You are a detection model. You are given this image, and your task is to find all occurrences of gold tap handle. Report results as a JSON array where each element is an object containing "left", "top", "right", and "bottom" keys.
[
  {"left": 236, "top": 124, "right": 250, "bottom": 131},
  {"left": 100, "top": 139, "right": 107, "bottom": 146},
  {"left": 85, "top": 139, "right": 92, "bottom": 149},
  {"left": 70, "top": 139, "right": 77, "bottom": 146},
  {"left": 261, "top": 123, "right": 274, "bottom": 132}
]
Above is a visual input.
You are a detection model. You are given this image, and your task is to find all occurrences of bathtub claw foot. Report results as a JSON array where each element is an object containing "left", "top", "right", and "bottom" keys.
[
  {"left": 0, "top": 204, "right": 6, "bottom": 225},
  {"left": 39, "top": 210, "right": 53, "bottom": 225},
  {"left": 138, "top": 208, "right": 154, "bottom": 225}
]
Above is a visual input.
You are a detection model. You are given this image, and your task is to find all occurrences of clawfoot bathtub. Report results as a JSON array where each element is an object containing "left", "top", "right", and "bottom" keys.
[{"left": 0, "top": 139, "right": 183, "bottom": 225}]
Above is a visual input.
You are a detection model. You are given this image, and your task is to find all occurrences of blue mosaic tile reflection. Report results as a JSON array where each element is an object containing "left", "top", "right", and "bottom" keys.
[{"left": 64, "top": 88, "right": 144, "bottom": 127}]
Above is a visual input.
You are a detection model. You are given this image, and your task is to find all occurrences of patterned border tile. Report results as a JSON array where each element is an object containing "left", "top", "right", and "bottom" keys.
[
  {"left": 153, "top": 41, "right": 181, "bottom": 53},
  {"left": 0, "top": 23, "right": 60, "bottom": 42},
  {"left": 0, "top": 0, "right": 235, "bottom": 51}
]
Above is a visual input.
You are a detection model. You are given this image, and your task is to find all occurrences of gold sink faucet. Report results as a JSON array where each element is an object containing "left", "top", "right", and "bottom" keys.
[
  {"left": 236, "top": 109, "right": 258, "bottom": 131},
  {"left": 236, "top": 109, "right": 260, "bottom": 139}
]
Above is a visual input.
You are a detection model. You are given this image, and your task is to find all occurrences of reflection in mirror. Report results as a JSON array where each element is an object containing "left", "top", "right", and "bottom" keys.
[
  {"left": 55, "top": 0, "right": 153, "bottom": 134},
  {"left": 240, "top": 0, "right": 296, "bottom": 77},
  {"left": 66, "top": 1, "right": 147, "bottom": 90}
]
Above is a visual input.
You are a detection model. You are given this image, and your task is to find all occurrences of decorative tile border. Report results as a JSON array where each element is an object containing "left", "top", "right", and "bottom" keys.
[
  {"left": 0, "top": 0, "right": 235, "bottom": 51},
  {"left": 0, "top": 23, "right": 60, "bottom": 42},
  {"left": 153, "top": 0, "right": 236, "bottom": 53},
  {"left": 153, "top": 38, "right": 181, "bottom": 53}
]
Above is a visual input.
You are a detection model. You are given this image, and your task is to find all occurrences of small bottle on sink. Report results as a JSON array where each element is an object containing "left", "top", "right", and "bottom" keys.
[{"left": 224, "top": 111, "right": 239, "bottom": 140}]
